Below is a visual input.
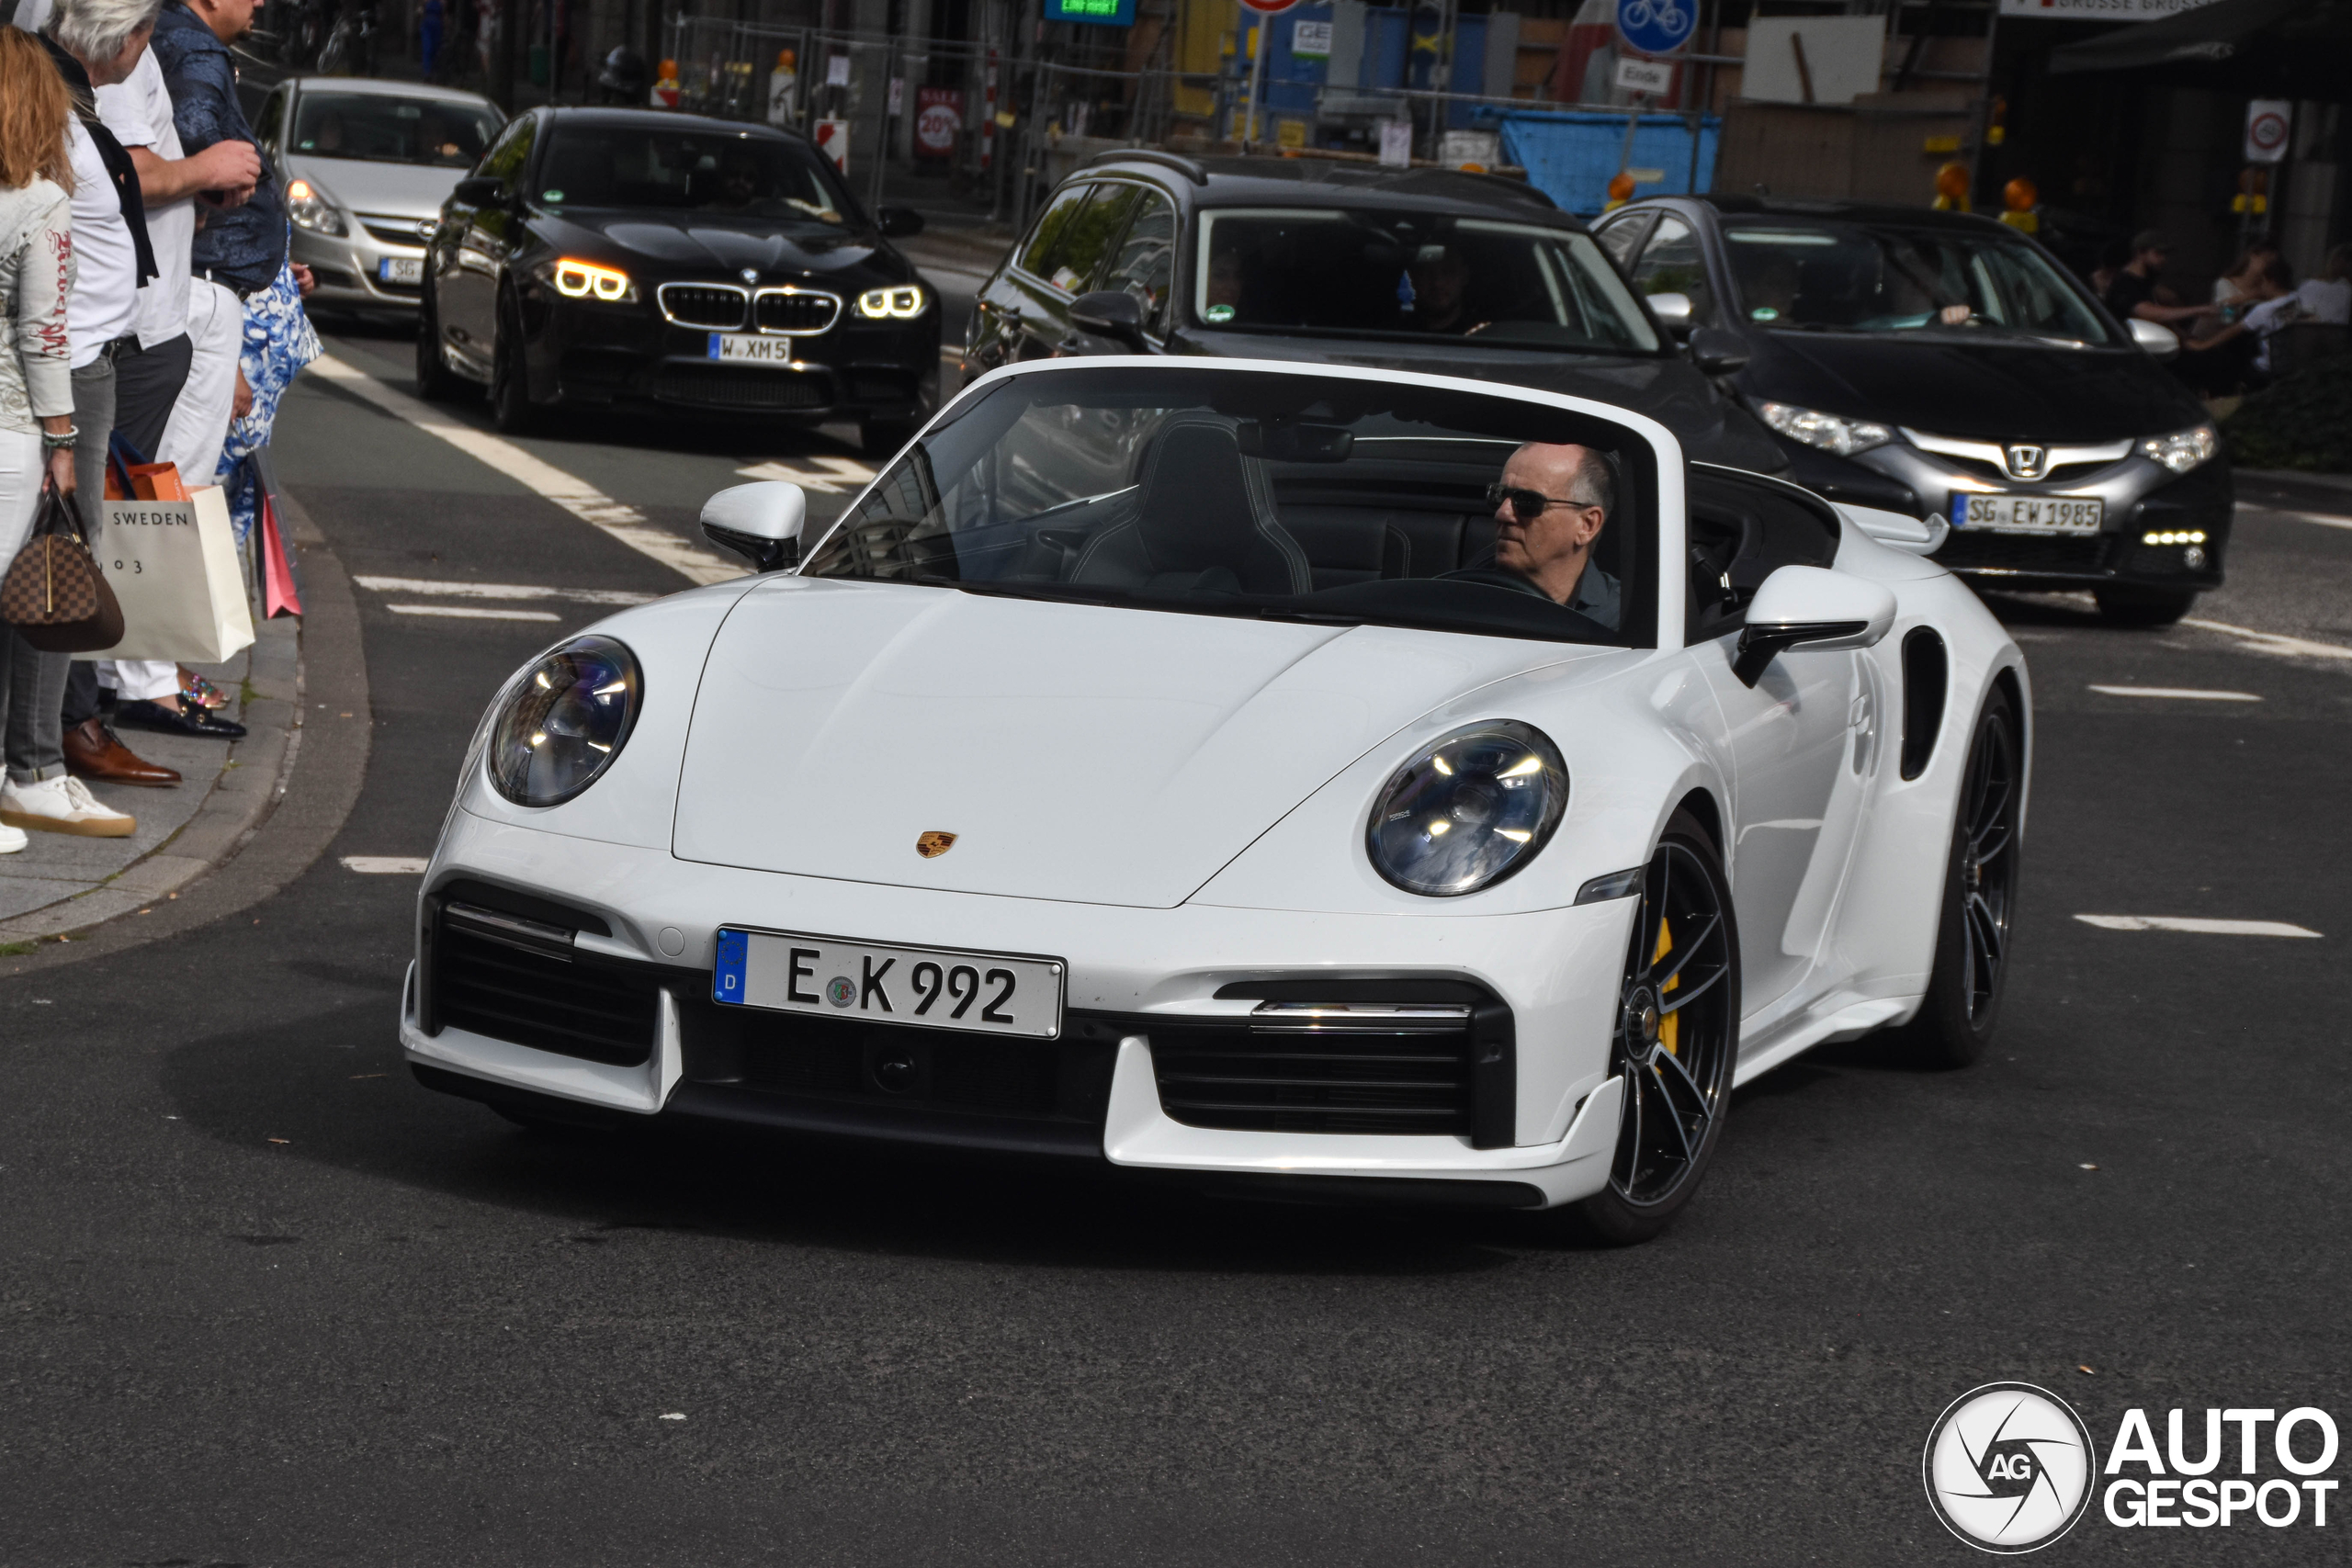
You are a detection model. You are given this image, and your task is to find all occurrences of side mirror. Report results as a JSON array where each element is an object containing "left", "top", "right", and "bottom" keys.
[
  {"left": 1647, "top": 291, "right": 1694, "bottom": 337},
  {"left": 2128, "top": 317, "right": 2181, "bottom": 360},
  {"left": 1688, "top": 325, "right": 1750, "bottom": 377},
  {"left": 452, "top": 175, "right": 506, "bottom": 209},
  {"left": 1838, "top": 503, "right": 1950, "bottom": 558},
  {"left": 876, "top": 206, "right": 926, "bottom": 238},
  {"left": 701, "top": 481, "right": 807, "bottom": 572},
  {"left": 1069, "top": 289, "right": 1148, "bottom": 350},
  {"left": 1730, "top": 565, "right": 1897, "bottom": 687}
]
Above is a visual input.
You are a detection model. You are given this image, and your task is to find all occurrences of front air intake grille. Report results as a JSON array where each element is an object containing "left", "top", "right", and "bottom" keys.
[
  {"left": 1934, "top": 529, "right": 2116, "bottom": 575},
  {"left": 652, "top": 363, "right": 832, "bottom": 411},
  {"left": 427, "top": 902, "right": 659, "bottom": 1066},
  {"left": 848, "top": 369, "right": 910, "bottom": 403},
  {"left": 1148, "top": 1004, "right": 1486, "bottom": 1137},
  {"left": 754, "top": 288, "right": 841, "bottom": 334},
  {"left": 658, "top": 282, "right": 748, "bottom": 329}
]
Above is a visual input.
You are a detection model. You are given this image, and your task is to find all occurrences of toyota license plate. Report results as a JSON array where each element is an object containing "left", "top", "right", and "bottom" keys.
[
  {"left": 707, "top": 333, "right": 794, "bottom": 366},
  {"left": 378, "top": 256, "right": 423, "bottom": 284},
  {"left": 713, "top": 929, "right": 1066, "bottom": 1039},
  {"left": 1951, "top": 494, "right": 2104, "bottom": 534}
]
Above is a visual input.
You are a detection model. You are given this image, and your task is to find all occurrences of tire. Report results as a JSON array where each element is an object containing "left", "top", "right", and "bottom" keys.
[
  {"left": 1571, "top": 808, "right": 1741, "bottom": 1246},
  {"left": 1893, "top": 685, "right": 2022, "bottom": 1069},
  {"left": 2096, "top": 585, "right": 2196, "bottom": 626},
  {"left": 414, "top": 285, "right": 466, "bottom": 402},
  {"left": 490, "top": 288, "right": 537, "bottom": 434}
]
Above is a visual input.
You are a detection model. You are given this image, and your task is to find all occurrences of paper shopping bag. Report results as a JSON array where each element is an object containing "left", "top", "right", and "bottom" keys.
[
  {"left": 258, "top": 485, "right": 302, "bottom": 618},
  {"left": 91, "top": 484, "right": 256, "bottom": 663}
]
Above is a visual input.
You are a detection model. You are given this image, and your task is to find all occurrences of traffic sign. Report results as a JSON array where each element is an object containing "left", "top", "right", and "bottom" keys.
[
  {"left": 1615, "top": 0, "right": 1695, "bottom": 57},
  {"left": 1240, "top": 0, "right": 1295, "bottom": 15},
  {"left": 1613, "top": 56, "right": 1675, "bottom": 96},
  {"left": 2244, "top": 99, "right": 2291, "bottom": 164}
]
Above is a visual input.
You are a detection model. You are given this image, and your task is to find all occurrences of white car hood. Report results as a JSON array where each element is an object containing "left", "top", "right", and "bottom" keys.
[
  {"left": 673, "top": 578, "right": 1580, "bottom": 908},
  {"left": 286, "top": 153, "right": 469, "bottom": 220}
]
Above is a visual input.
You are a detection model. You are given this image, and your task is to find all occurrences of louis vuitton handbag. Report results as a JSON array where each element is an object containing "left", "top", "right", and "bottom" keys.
[{"left": 2, "top": 479, "right": 126, "bottom": 653}]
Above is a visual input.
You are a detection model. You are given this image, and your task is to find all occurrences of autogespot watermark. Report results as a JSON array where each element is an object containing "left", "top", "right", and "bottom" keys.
[{"left": 1924, "top": 1387, "right": 2342, "bottom": 1552}]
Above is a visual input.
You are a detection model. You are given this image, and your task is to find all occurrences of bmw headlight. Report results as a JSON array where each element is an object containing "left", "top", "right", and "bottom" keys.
[
  {"left": 1366, "top": 721, "right": 1568, "bottom": 897},
  {"left": 486, "top": 636, "right": 642, "bottom": 807},
  {"left": 546, "top": 256, "right": 638, "bottom": 302},
  {"left": 285, "top": 177, "right": 346, "bottom": 237},
  {"left": 1756, "top": 400, "right": 1894, "bottom": 457},
  {"left": 855, "top": 285, "right": 927, "bottom": 319},
  {"left": 2139, "top": 423, "right": 2220, "bottom": 475}
]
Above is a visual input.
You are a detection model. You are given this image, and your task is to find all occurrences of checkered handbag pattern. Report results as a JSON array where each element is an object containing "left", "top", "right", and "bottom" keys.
[{"left": 0, "top": 481, "right": 126, "bottom": 652}]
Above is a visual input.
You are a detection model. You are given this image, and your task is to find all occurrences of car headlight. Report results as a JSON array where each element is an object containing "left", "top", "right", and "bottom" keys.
[
  {"left": 2139, "top": 423, "right": 2220, "bottom": 475},
  {"left": 855, "top": 285, "right": 927, "bottom": 320},
  {"left": 285, "top": 178, "right": 346, "bottom": 237},
  {"left": 486, "top": 636, "right": 642, "bottom": 807},
  {"left": 1756, "top": 400, "right": 1894, "bottom": 457},
  {"left": 1366, "top": 721, "right": 1568, "bottom": 897},
  {"left": 547, "top": 257, "right": 637, "bottom": 302}
]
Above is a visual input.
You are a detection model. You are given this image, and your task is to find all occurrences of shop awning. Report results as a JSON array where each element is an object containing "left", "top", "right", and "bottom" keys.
[{"left": 2048, "top": 0, "right": 2352, "bottom": 98}]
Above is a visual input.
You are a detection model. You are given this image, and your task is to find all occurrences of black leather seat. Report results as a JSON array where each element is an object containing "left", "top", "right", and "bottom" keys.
[{"left": 1069, "top": 413, "right": 1314, "bottom": 596}]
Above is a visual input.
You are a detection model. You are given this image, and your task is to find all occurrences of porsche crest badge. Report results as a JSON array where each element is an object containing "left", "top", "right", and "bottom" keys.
[{"left": 915, "top": 831, "right": 958, "bottom": 859}]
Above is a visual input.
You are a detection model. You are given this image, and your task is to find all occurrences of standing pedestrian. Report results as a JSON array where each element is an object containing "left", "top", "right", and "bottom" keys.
[{"left": 0, "top": 28, "right": 82, "bottom": 856}]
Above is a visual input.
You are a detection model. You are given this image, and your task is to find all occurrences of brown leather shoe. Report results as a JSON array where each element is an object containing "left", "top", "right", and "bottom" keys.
[{"left": 63, "top": 716, "right": 181, "bottom": 787}]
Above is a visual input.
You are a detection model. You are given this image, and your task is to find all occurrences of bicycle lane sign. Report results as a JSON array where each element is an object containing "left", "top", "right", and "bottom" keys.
[{"left": 1616, "top": 0, "right": 1694, "bottom": 57}]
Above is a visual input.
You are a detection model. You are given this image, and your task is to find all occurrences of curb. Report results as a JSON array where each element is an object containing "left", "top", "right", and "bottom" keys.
[{"left": 0, "top": 485, "right": 370, "bottom": 976}]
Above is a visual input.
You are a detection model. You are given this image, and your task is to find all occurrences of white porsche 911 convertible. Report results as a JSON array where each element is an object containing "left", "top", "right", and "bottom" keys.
[{"left": 403, "top": 358, "right": 2028, "bottom": 1241}]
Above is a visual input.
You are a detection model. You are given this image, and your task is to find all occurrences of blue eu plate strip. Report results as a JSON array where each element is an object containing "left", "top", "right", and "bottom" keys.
[
  {"left": 713, "top": 928, "right": 747, "bottom": 1005},
  {"left": 707, "top": 332, "right": 722, "bottom": 358},
  {"left": 1949, "top": 495, "right": 1970, "bottom": 527}
]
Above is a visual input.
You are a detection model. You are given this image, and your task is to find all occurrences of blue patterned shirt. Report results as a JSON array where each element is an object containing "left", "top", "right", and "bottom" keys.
[{"left": 151, "top": 0, "right": 285, "bottom": 295}]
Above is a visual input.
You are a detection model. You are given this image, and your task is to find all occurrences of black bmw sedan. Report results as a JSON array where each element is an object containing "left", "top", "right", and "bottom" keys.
[
  {"left": 966, "top": 153, "right": 1788, "bottom": 474},
  {"left": 416, "top": 108, "right": 940, "bottom": 451},
  {"left": 1594, "top": 196, "right": 2228, "bottom": 625}
]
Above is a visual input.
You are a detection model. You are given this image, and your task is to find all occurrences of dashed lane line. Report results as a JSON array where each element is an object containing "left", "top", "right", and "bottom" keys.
[
  {"left": 353, "top": 575, "right": 656, "bottom": 605},
  {"left": 389, "top": 604, "right": 560, "bottom": 622},
  {"left": 2086, "top": 685, "right": 2261, "bottom": 702},
  {"left": 2234, "top": 501, "right": 2352, "bottom": 529},
  {"left": 308, "top": 354, "right": 743, "bottom": 587},
  {"left": 2182, "top": 617, "right": 2352, "bottom": 663},
  {"left": 2075, "top": 914, "right": 2321, "bottom": 938}
]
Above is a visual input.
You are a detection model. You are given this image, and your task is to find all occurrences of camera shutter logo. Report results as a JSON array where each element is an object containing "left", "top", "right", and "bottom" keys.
[{"left": 1923, "top": 1382, "right": 2098, "bottom": 1553}]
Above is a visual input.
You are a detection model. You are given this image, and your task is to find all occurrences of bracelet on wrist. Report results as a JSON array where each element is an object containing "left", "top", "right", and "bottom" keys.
[{"left": 41, "top": 428, "right": 77, "bottom": 450}]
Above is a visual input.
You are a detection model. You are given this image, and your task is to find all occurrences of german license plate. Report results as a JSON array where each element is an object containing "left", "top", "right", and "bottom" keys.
[
  {"left": 707, "top": 333, "right": 794, "bottom": 365},
  {"left": 378, "top": 255, "right": 423, "bottom": 284},
  {"left": 1951, "top": 494, "right": 2104, "bottom": 534},
  {"left": 712, "top": 928, "right": 1065, "bottom": 1039}
]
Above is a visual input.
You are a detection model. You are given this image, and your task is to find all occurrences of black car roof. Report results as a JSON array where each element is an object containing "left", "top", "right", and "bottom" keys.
[
  {"left": 1683, "top": 194, "right": 2018, "bottom": 237},
  {"left": 1080, "top": 152, "right": 1571, "bottom": 225},
  {"left": 533, "top": 106, "right": 811, "bottom": 143}
]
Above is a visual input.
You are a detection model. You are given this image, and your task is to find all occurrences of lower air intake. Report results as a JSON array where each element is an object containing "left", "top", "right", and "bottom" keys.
[{"left": 1148, "top": 1003, "right": 1483, "bottom": 1136}]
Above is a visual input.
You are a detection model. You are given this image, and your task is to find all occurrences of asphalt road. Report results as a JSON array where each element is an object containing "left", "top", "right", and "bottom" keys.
[{"left": 3, "top": 312, "right": 2348, "bottom": 1564}]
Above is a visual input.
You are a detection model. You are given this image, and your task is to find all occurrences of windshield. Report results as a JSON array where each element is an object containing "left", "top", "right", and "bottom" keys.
[
  {"left": 1722, "top": 219, "right": 2117, "bottom": 344},
  {"left": 1193, "top": 209, "right": 1661, "bottom": 355},
  {"left": 290, "top": 92, "right": 501, "bottom": 168},
  {"left": 534, "top": 128, "right": 854, "bottom": 223},
  {"left": 803, "top": 367, "right": 1649, "bottom": 648}
]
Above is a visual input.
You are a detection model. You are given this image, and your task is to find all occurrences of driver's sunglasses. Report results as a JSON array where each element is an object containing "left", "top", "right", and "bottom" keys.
[{"left": 1486, "top": 483, "right": 1596, "bottom": 523}]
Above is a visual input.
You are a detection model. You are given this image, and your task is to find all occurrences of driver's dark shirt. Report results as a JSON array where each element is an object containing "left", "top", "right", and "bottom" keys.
[{"left": 1567, "top": 564, "right": 1621, "bottom": 629}]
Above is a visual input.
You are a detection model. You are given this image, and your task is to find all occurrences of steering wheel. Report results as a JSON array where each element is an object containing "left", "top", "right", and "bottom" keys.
[{"left": 1437, "top": 568, "right": 1557, "bottom": 602}]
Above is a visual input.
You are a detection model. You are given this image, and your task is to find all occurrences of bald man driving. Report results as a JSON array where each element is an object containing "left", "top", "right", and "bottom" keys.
[{"left": 1487, "top": 442, "right": 1620, "bottom": 628}]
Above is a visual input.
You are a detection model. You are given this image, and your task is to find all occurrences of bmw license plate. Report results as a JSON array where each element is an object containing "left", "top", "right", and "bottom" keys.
[
  {"left": 1951, "top": 494, "right": 2103, "bottom": 534},
  {"left": 712, "top": 928, "right": 1066, "bottom": 1039},
  {"left": 707, "top": 333, "right": 794, "bottom": 366},
  {"left": 378, "top": 256, "right": 423, "bottom": 284}
]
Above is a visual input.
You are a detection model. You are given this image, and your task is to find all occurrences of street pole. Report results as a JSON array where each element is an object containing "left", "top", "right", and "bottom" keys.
[{"left": 1242, "top": 8, "right": 1267, "bottom": 148}]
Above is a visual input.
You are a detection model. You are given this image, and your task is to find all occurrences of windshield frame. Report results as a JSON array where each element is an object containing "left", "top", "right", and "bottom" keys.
[
  {"left": 1719, "top": 216, "right": 2123, "bottom": 347},
  {"left": 288, "top": 88, "right": 503, "bottom": 169},
  {"left": 1189, "top": 205, "right": 1668, "bottom": 358},
  {"left": 528, "top": 123, "right": 865, "bottom": 227},
  {"left": 797, "top": 360, "right": 1668, "bottom": 650}
]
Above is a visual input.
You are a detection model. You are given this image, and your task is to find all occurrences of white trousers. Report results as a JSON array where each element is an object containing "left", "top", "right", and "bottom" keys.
[
  {"left": 104, "top": 276, "right": 245, "bottom": 704},
  {"left": 0, "top": 426, "right": 43, "bottom": 565}
]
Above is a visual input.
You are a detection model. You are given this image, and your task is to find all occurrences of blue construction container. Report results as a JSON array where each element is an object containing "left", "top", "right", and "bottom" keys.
[{"left": 1495, "top": 110, "right": 1722, "bottom": 217}]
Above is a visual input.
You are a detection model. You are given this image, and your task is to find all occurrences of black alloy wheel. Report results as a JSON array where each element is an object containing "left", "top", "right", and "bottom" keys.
[
  {"left": 2096, "top": 585, "right": 2197, "bottom": 627},
  {"left": 1894, "top": 685, "right": 2021, "bottom": 1068},
  {"left": 490, "top": 288, "right": 537, "bottom": 434},
  {"left": 414, "top": 283, "right": 466, "bottom": 402},
  {"left": 1573, "top": 809, "right": 1739, "bottom": 1245}
]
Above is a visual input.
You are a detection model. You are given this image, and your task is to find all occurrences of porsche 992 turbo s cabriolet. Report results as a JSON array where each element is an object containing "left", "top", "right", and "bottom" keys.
[
  {"left": 403, "top": 359, "right": 2029, "bottom": 1242},
  {"left": 415, "top": 107, "right": 939, "bottom": 451}
]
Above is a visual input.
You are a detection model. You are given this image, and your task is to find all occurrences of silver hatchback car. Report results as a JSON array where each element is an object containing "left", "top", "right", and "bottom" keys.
[{"left": 254, "top": 76, "right": 504, "bottom": 312}]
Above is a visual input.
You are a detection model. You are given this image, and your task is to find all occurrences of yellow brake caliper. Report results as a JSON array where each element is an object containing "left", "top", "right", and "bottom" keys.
[{"left": 1653, "top": 917, "right": 1679, "bottom": 1056}]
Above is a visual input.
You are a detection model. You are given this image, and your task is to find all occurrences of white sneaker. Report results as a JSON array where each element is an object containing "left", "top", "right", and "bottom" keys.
[
  {"left": 1, "top": 775, "right": 136, "bottom": 839},
  {"left": 0, "top": 822, "right": 24, "bottom": 853}
]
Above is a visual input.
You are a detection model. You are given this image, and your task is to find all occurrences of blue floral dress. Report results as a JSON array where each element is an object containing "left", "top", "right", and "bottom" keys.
[{"left": 216, "top": 254, "right": 321, "bottom": 542}]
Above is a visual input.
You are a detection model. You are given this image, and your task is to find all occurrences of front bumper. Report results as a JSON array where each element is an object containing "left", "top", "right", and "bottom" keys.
[
  {"left": 291, "top": 216, "right": 432, "bottom": 310},
  {"left": 401, "top": 814, "right": 1635, "bottom": 1208},
  {"left": 1778, "top": 436, "right": 2233, "bottom": 593}
]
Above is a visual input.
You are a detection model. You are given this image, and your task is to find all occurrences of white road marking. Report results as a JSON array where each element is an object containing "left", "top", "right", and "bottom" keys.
[
  {"left": 342, "top": 856, "right": 429, "bottom": 874},
  {"left": 2236, "top": 501, "right": 2352, "bottom": 529},
  {"left": 2182, "top": 617, "right": 2352, "bottom": 662},
  {"left": 734, "top": 455, "right": 878, "bottom": 494},
  {"left": 308, "top": 354, "right": 743, "bottom": 586},
  {"left": 389, "top": 604, "right": 561, "bottom": 621},
  {"left": 354, "top": 575, "right": 657, "bottom": 605},
  {"left": 2086, "top": 684, "right": 2261, "bottom": 702},
  {"left": 2075, "top": 914, "right": 2321, "bottom": 938}
]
